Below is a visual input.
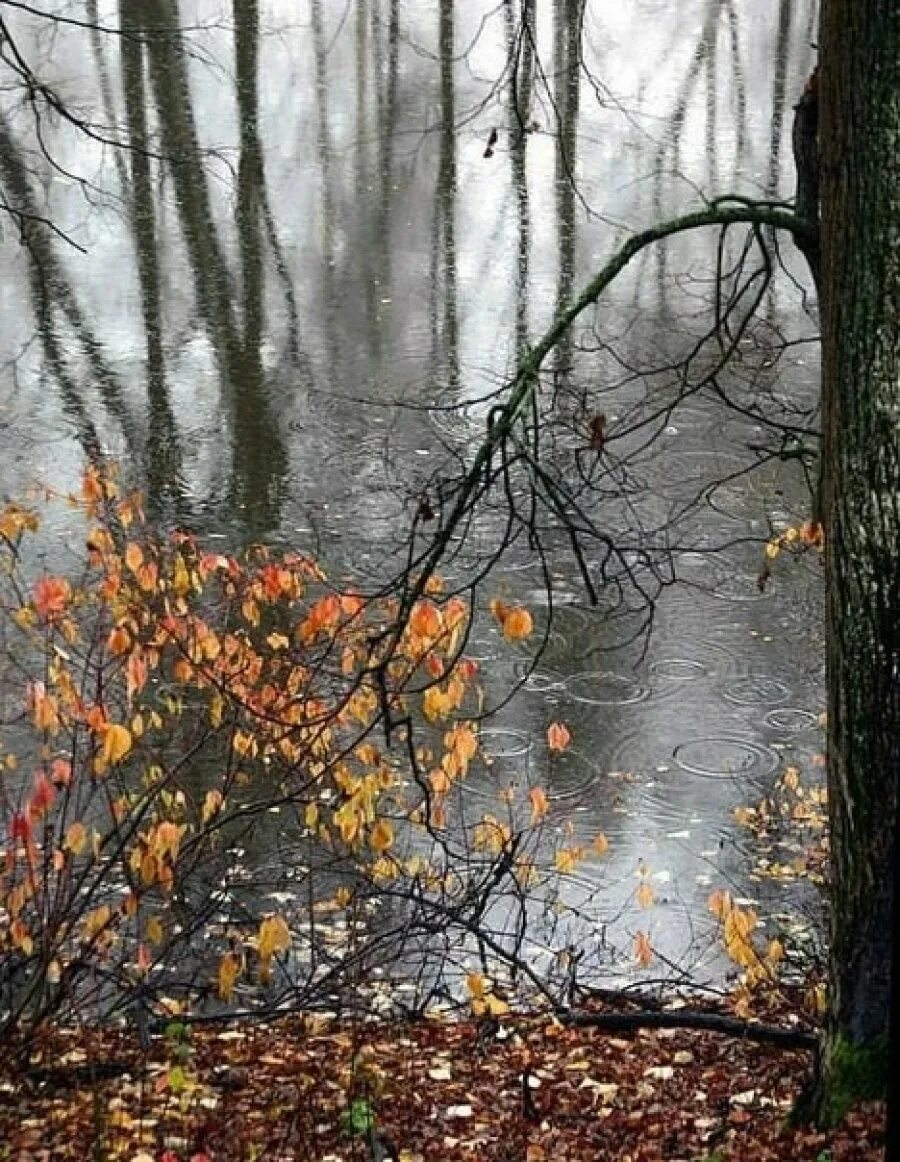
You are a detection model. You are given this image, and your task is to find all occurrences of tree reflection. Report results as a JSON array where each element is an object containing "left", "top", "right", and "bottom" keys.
[
  {"left": 431, "top": 0, "right": 459, "bottom": 388},
  {"left": 119, "top": 0, "right": 183, "bottom": 513},
  {"left": 0, "top": 110, "right": 138, "bottom": 462},
  {"left": 554, "top": 0, "right": 584, "bottom": 385},
  {"left": 133, "top": 0, "right": 287, "bottom": 534}
]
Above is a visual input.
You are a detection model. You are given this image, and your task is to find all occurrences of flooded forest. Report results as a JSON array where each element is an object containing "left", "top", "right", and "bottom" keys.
[{"left": 0, "top": 0, "right": 826, "bottom": 1015}]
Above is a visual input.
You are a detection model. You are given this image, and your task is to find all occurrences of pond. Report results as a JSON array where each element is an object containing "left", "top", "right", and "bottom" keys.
[{"left": 0, "top": 0, "right": 823, "bottom": 1000}]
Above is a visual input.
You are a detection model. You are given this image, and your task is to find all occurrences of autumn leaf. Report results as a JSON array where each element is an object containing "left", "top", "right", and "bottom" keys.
[
  {"left": 466, "top": 972, "right": 487, "bottom": 1000},
  {"left": 636, "top": 879, "right": 656, "bottom": 909},
  {"left": 64, "top": 820, "right": 87, "bottom": 855},
  {"left": 634, "top": 930, "right": 654, "bottom": 967},
  {"left": 555, "top": 846, "right": 583, "bottom": 874},
  {"left": 409, "top": 599, "right": 442, "bottom": 640},
  {"left": 500, "top": 605, "right": 533, "bottom": 642},
  {"left": 33, "top": 575, "right": 71, "bottom": 620},
  {"left": 707, "top": 888, "right": 733, "bottom": 920},
  {"left": 218, "top": 951, "right": 242, "bottom": 1001},
  {"left": 124, "top": 541, "right": 143, "bottom": 574},
  {"left": 546, "top": 721, "right": 572, "bottom": 753},
  {"left": 100, "top": 723, "right": 133, "bottom": 767},
  {"left": 529, "top": 786, "right": 550, "bottom": 825},
  {"left": 29, "top": 771, "right": 55, "bottom": 818},
  {"left": 201, "top": 788, "right": 223, "bottom": 823},
  {"left": 258, "top": 915, "right": 291, "bottom": 962},
  {"left": 107, "top": 624, "right": 131, "bottom": 655},
  {"left": 593, "top": 832, "right": 610, "bottom": 857},
  {"left": 370, "top": 818, "right": 394, "bottom": 853}
]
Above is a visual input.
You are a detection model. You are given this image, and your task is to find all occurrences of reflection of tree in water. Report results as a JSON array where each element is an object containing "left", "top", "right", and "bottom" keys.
[
  {"left": 119, "top": 0, "right": 183, "bottom": 513},
  {"left": 431, "top": 0, "right": 459, "bottom": 388},
  {"left": 645, "top": 0, "right": 749, "bottom": 307},
  {"left": 505, "top": 0, "right": 534, "bottom": 361},
  {"left": 553, "top": 0, "right": 584, "bottom": 386},
  {"left": 0, "top": 0, "right": 819, "bottom": 542},
  {"left": 310, "top": 0, "right": 339, "bottom": 377},
  {"left": 0, "top": 111, "right": 137, "bottom": 464}
]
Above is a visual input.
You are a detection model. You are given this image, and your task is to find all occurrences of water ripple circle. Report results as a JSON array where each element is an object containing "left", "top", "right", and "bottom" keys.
[
  {"left": 650, "top": 658, "right": 708, "bottom": 681},
  {"left": 723, "top": 676, "right": 791, "bottom": 705},
  {"left": 511, "top": 662, "right": 565, "bottom": 692},
  {"left": 565, "top": 671, "right": 650, "bottom": 707},
  {"left": 673, "top": 736, "right": 779, "bottom": 779},
  {"left": 763, "top": 707, "right": 819, "bottom": 733},
  {"left": 478, "top": 727, "right": 533, "bottom": 761}
]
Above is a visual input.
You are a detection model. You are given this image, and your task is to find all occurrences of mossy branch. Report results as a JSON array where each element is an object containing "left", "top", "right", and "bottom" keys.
[{"left": 395, "top": 202, "right": 814, "bottom": 624}]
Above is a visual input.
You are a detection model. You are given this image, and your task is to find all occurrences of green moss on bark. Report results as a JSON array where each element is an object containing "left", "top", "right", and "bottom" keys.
[{"left": 817, "top": 1034, "right": 888, "bottom": 1126}]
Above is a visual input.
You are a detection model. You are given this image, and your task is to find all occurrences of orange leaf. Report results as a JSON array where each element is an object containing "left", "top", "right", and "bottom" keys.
[
  {"left": 546, "top": 721, "right": 572, "bottom": 753},
  {"left": 409, "top": 600, "right": 442, "bottom": 639},
  {"left": 218, "top": 952, "right": 242, "bottom": 1001},
  {"left": 634, "top": 931, "right": 653, "bottom": 967},
  {"left": 125, "top": 542, "right": 144, "bottom": 574},
  {"left": 529, "top": 786, "right": 550, "bottom": 825},
  {"left": 501, "top": 606, "right": 533, "bottom": 642},
  {"left": 33, "top": 575, "right": 71, "bottom": 620},
  {"left": 370, "top": 819, "right": 394, "bottom": 853}
]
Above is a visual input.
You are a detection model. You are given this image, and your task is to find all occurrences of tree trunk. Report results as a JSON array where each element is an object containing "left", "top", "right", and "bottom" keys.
[{"left": 815, "top": 0, "right": 900, "bottom": 1127}]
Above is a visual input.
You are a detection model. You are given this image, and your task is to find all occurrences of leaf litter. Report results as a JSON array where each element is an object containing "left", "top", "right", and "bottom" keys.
[{"left": 0, "top": 998, "right": 883, "bottom": 1161}]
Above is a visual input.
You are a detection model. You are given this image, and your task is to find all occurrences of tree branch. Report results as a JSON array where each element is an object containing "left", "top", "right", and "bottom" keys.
[{"left": 394, "top": 201, "right": 814, "bottom": 624}]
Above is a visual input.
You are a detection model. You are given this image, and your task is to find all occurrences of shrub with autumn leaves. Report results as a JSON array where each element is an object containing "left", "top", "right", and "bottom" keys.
[{"left": 0, "top": 467, "right": 593, "bottom": 1052}]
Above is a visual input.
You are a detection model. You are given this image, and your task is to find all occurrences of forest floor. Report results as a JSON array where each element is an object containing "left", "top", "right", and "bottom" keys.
[{"left": 0, "top": 993, "right": 885, "bottom": 1162}]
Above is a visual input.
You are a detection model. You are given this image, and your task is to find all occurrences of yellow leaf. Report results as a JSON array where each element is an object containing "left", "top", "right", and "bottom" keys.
[
  {"left": 146, "top": 916, "right": 164, "bottom": 945},
  {"left": 258, "top": 915, "right": 291, "bottom": 962},
  {"left": 101, "top": 723, "right": 133, "bottom": 767},
  {"left": 209, "top": 692, "right": 225, "bottom": 728},
  {"left": 555, "top": 846, "right": 582, "bottom": 874},
  {"left": 201, "top": 789, "right": 223, "bottom": 823},
  {"left": 766, "top": 938, "right": 785, "bottom": 964},
  {"left": 636, "top": 880, "right": 656, "bottom": 909},
  {"left": 64, "top": 821, "right": 87, "bottom": 855},
  {"left": 218, "top": 952, "right": 242, "bottom": 1002},
  {"left": 484, "top": 993, "right": 509, "bottom": 1016},
  {"left": 172, "top": 555, "right": 191, "bottom": 595},
  {"left": 370, "top": 819, "right": 394, "bottom": 853},
  {"left": 466, "top": 972, "right": 486, "bottom": 999},
  {"left": 592, "top": 832, "right": 610, "bottom": 857},
  {"left": 707, "top": 889, "right": 733, "bottom": 920},
  {"left": 82, "top": 904, "right": 112, "bottom": 941}
]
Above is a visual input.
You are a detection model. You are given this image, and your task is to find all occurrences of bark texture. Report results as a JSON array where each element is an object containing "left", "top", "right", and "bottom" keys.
[{"left": 817, "top": 0, "right": 900, "bottom": 1125}]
